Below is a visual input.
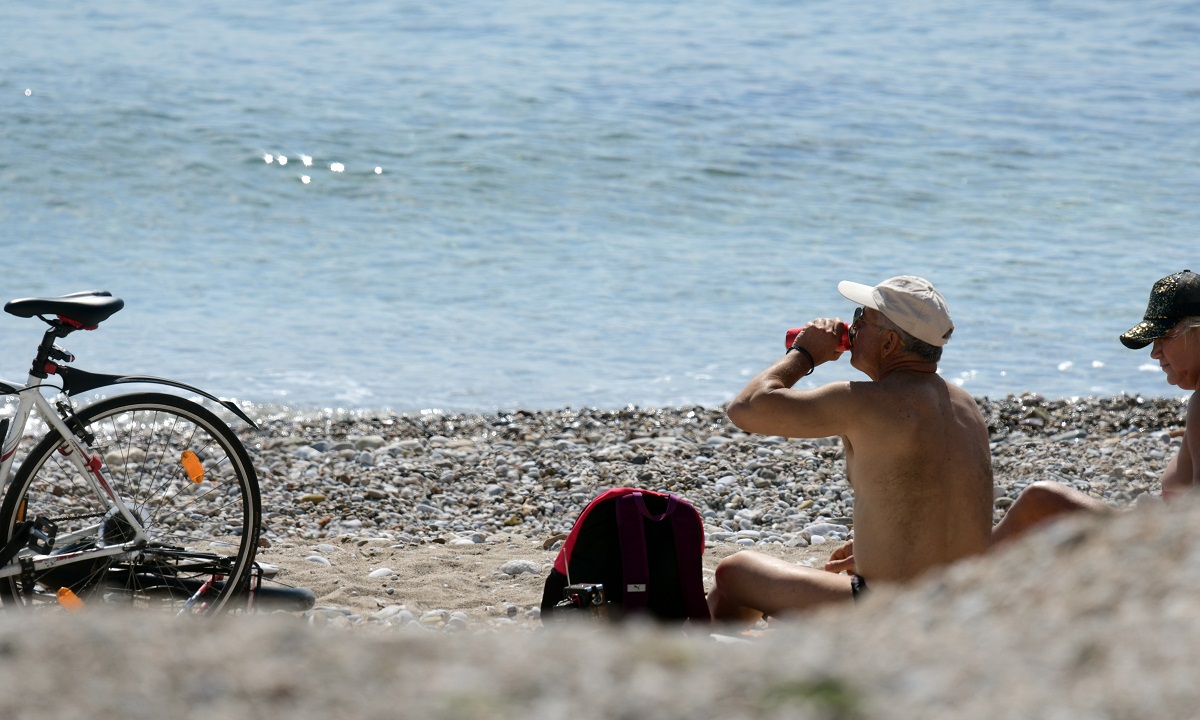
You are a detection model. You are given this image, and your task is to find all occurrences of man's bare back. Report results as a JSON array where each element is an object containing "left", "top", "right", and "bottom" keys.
[
  {"left": 708, "top": 276, "right": 994, "bottom": 624},
  {"left": 840, "top": 372, "right": 992, "bottom": 582}
]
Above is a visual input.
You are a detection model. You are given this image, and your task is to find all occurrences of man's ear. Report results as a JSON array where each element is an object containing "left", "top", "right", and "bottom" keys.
[{"left": 879, "top": 328, "right": 902, "bottom": 357}]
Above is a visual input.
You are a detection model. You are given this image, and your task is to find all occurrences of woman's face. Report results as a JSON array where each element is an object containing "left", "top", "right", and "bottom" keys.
[{"left": 1151, "top": 323, "right": 1200, "bottom": 390}]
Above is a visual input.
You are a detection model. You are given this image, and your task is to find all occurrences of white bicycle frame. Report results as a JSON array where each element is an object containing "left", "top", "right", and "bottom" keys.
[{"left": 0, "top": 378, "right": 148, "bottom": 580}]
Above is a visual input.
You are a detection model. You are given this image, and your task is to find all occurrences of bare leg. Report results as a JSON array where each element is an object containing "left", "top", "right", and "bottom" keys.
[
  {"left": 707, "top": 550, "right": 853, "bottom": 625},
  {"left": 992, "top": 480, "right": 1111, "bottom": 547}
]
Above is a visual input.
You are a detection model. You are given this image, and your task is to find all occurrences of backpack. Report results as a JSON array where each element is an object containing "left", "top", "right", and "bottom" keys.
[{"left": 540, "top": 487, "right": 710, "bottom": 624}]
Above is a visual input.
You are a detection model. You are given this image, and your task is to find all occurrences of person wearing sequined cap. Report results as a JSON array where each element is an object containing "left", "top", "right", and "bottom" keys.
[
  {"left": 707, "top": 276, "right": 994, "bottom": 623},
  {"left": 992, "top": 270, "right": 1200, "bottom": 544}
]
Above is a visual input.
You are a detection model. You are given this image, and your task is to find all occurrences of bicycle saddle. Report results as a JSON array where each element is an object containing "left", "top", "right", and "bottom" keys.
[{"left": 4, "top": 291, "right": 125, "bottom": 328}]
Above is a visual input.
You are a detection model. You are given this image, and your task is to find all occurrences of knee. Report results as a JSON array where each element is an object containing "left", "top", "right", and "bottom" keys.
[
  {"left": 1004, "top": 480, "right": 1099, "bottom": 530},
  {"left": 712, "top": 551, "right": 759, "bottom": 591},
  {"left": 1017, "top": 481, "right": 1082, "bottom": 512},
  {"left": 1017, "top": 481, "right": 1060, "bottom": 505},
  {"left": 709, "top": 553, "right": 767, "bottom": 622},
  {"left": 712, "top": 553, "right": 741, "bottom": 590}
]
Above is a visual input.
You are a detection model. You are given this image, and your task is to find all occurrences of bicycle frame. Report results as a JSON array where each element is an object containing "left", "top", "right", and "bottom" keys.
[
  {"left": 0, "top": 386, "right": 142, "bottom": 580},
  {"left": 0, "top": 328, "right": 258, "bottom": 585}
]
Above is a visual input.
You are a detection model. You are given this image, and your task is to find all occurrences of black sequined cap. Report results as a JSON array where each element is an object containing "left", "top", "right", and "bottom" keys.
[{"left": 1120, "top": 270, "right": 1200, "bottom": 349}]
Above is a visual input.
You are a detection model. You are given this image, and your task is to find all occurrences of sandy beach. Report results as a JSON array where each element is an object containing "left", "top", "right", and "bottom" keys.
[
  {"left": 0, "top": 394, "right": 1194, "bottom": 718},
  {"left": 258, "top": 524, "right": 831, "bottom": 631}
]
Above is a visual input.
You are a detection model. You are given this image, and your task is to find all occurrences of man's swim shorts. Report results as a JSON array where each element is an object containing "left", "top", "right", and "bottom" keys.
[{"left": 850, "top": 574, "right": 868, "bottom": 601}]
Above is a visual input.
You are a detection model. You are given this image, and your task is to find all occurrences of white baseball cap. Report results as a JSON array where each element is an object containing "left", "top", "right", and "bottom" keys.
[{"left": 837, "top": 276, "right": 954, "bottom": 347}]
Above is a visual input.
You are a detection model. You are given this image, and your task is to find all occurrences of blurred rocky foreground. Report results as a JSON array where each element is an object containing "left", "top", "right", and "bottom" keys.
[{"left": 0, "top": 494, "right": 1197, "bottom": 720}]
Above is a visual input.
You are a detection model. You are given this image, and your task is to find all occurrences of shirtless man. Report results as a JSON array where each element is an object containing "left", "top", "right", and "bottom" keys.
[
  {"left": 707, "top": 276, "right": 994, "bottom": 624},
  {"left": 992, "top": 269, "right": 1200, "bottom": 544}
]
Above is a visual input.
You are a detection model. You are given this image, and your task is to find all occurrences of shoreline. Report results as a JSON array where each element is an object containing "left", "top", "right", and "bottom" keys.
[{"left": 237, "top": 389, "right": 1193, "bottom": 422}]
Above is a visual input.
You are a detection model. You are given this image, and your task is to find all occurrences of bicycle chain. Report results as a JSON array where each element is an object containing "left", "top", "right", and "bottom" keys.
[{"left": 44, "top": 511, "right": 106, "bottom": 524}]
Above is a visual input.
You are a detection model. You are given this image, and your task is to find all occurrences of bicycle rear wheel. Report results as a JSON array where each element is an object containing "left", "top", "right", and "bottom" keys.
[{"left": 0, "top": 393, "right": 261, "bottom": 614}]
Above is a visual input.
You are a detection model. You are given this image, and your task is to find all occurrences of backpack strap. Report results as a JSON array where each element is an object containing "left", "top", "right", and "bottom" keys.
[{"left": 614, "top": 492, "right": 656, "bottom": 613}]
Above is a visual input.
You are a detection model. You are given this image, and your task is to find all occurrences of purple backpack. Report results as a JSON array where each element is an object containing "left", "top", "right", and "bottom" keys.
[{"left": 541, "top": 488, "right": 710, "bottom": 623}]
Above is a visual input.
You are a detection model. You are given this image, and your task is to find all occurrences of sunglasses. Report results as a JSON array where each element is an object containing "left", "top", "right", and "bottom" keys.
[{"left": 848, "top": 306, "right": 866, "bottom": 344}]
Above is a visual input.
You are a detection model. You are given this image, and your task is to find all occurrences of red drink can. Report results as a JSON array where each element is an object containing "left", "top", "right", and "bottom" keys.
[{"left": 786, "top": 324, "right": 851, "bottom": 352}]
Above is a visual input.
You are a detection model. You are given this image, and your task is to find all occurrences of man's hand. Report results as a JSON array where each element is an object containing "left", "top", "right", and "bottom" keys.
[
  {"left": 824, "top": 540, "right": 856, "bottom": 574},
  {"left": 792, "top": 318, "right": 848, "bottom": 365}
]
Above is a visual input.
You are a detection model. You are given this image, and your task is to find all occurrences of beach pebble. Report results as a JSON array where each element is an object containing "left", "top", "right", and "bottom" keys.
[
  {"left": 420, "top": 610, "right": 449, "bottom": 626},
  {"left": 1049, "top": 429, "right": 1087, "bottom": 442},
  {"left": 500, "top": 560, "right": 541, "bottom": 576},
  {"left": 368, "top": 568, "right": 394, "bottom": 578},
  {"left": 306, "top": 555, "right": 332, "bottom": 565},
  {"left": 372, "top": 605, "right": 407, "bottom": 621},
  {"left": 803, "top": 523, "right": 846, "bottom": 537}
]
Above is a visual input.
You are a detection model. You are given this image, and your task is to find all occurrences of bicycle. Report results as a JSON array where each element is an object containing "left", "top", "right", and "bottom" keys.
[{"left": 0, "top": 290, "right": 265, "bottom": 614}]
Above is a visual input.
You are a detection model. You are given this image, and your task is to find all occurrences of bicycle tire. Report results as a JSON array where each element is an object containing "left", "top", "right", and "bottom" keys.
[{"left": 0, "top": 393, "right": 261, "bottom": 614}]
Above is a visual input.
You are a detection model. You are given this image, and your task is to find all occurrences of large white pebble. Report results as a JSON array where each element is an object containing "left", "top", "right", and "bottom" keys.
[{"left": 500, "top": 560, "right": 541, "bottom": 576}]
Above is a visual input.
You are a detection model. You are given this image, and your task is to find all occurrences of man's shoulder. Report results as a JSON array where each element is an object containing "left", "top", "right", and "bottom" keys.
[
  {"left": 857, "top": 373, "right": 982, "bottom": 421},
  {"left": 859, "top": 371, "right": 956, "bottom": 399}
]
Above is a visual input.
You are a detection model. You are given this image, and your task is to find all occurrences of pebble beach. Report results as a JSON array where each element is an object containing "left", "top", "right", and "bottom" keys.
[
  {"left": 242, "top": 393, "right": 1186, "bottom": 629},
  {"left": 1, "top": 393, "right": 1196, "bottom": 719}
]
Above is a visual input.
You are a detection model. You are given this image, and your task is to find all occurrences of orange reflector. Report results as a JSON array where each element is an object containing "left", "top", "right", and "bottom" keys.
[
  {"left": 57, "top": 587, "right": 85, "bottom": 611},
  {"left": 181, "top": 450, "right": 204, "bottom": 483}
]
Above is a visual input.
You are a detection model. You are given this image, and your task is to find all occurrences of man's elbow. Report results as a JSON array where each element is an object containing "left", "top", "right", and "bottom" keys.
[
  {"left": 726, "top": 398, "right": 757, "bottom": 432},
  {"left": 726, "top": 401, "right": 745, "bottom": 429}
]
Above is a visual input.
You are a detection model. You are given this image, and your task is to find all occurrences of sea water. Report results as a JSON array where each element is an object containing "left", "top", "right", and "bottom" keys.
[{"left": 2, "top": 0, "right": 1197, "bottom": 412}]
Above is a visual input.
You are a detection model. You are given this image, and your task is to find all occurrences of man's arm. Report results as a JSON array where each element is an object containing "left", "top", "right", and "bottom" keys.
[
  {"left": 1161, "top": 393, "right": 1199, "bottom": 501},
  {"left": 727, "top": 319, "right": 853, "bottom": 439}
]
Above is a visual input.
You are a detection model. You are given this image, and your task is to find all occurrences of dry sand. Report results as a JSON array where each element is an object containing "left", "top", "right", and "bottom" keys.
[{"left": 257, "top": 529, "right": 833, "bottom": 627}]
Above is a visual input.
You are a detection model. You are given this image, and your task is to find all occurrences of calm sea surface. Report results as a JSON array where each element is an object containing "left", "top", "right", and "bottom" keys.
[{"left": 3, "top": 1, "right": 1197, "bottom": 412}]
